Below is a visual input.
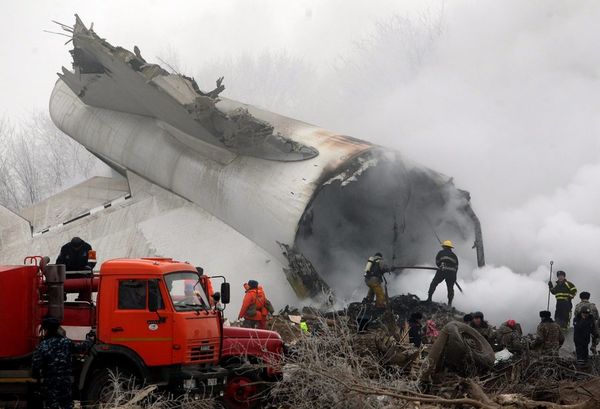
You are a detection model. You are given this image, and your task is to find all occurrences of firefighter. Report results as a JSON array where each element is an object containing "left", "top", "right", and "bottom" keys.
[
  {"left": 238, "top": 280, "right": 267, "bottom": 329},
  {"left": 426, "top": 240, "right": 459, "bottom": 306},
  {"left": 532, "top": 310, "right": 564, "bottom": 355},
  {"left": 408, "top": 312, "right": 424, "bottom": 347},
  {"left": 574, "top": 292, "right": 599, "bottom": 323},
  {"left": 495, "top": 319, "right": 525, "bottom": 353},
  {"left": 469, "top": 311, "right": 495, "bottom": 345},
  {"left": 32, "top": 317, "right": 93, "bottom": 409},
  {"left": 548, "top": 270, "right": 577, "bottom": 330},
  {"left": 363, "top": 252, "right": 392, "bottom": 309},
  {"left": 56, "top": 237, "right": 93, "bottom": 271},
  {"left": 573, "top": 307, "right": 599, "bottom": 366}
]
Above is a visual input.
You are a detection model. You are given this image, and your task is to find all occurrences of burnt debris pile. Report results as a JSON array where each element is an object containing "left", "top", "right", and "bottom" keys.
[{"left": 260, "top": 297, "right": 600, "bottom": 408}]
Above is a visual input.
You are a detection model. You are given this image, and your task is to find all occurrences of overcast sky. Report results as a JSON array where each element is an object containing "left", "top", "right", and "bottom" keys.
[{"left": 0, "top": 0, "right": 430, "bottom": 117}]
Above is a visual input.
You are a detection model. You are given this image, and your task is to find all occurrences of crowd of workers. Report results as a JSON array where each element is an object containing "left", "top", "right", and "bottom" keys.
[
  {"left": 30, "top": 235, "right": 598, "bottom": 408},
  {"left": 364, "top": 240, "right": 599, "bottom": 367},
  {"left": 405, "top": 298, "right": 598, "bottom": 367}
]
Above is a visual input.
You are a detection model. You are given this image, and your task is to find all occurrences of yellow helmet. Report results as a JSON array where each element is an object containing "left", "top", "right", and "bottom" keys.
[{"left": 442, "top": 240, "right": 454, "bottom": 248}]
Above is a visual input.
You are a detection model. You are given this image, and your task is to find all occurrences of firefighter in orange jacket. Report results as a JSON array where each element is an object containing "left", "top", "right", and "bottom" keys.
[{"left": 238, "top": 280, "right": 267, "bottom": 329}]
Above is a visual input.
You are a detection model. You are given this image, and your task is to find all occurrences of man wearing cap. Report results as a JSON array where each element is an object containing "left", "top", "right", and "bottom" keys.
[
  {"left": 496, "top": 320, "right": 525, "bottom": 353},
  {"left": 32, "top": 317, "right": 93, "bottom": 409},
  {"left": 426, "top": 240, "right": 459, "bottom": 306},
  {"left": 532, "top": 311, "right": 564, "bottom": 355},
  {"left": 238, "top": 280, "right": 267, "bottom": 329},
  {"left": 574, "top": 292, "right": 599, "bottom": 323},
  {"left": 549, "top": 270, "right": 577, "bottom": 330},
  {"left": 469, "top": 311, "right": 495, "bottom": 345},
  {"left": 573, "top": 306, "right": 599, "bottom": 366},
  {"left": 56, "top": 237, "right": 93, "bottom": 271}
]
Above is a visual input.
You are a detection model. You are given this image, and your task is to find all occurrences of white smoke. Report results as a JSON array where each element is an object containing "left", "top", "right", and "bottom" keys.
[
  {"left": 204, "top": 1, "right": 600, "bottom": 331},
  {"left": 338, "top": 2, "right": 600, "bottom": 331}
]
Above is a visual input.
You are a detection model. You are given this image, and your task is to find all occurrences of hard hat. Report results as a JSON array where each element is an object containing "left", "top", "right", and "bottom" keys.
[
  {"left": 442, "top": 240, "right": 454, "bottom": 248},
  {"left": 506, "top": 319, "right": 516, "bottom": 328},
  {"left": 556, "top": 270, "right": 566, "bottom": 277},
  {"left": 472, "top": 311, "right": 484, "bottom": 319},
  {"left": 374, "top": 252, "right": 383, "bottom": 258},
  {"left": 248, "top": 280, "right": 259, "bottom": 289}
]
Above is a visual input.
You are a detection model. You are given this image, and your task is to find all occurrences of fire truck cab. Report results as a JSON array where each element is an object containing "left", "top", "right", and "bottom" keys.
[{"left": 0, "top": 257, "right": 231, "bottom": 405}]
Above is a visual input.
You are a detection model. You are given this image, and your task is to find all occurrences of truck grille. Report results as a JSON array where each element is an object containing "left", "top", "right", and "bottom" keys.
[{"left": 186, "top": 339, "right": 217, "bottom": 364}]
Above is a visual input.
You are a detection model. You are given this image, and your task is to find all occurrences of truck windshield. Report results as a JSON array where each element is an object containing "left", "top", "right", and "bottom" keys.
[{"left": 165, "top": 271, "right": 210, "bottom": 311}]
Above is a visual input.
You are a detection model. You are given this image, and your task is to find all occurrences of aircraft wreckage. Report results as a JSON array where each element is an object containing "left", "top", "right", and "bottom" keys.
[{"left": 31, "top": 16, "right": 484, "bottom": 299}]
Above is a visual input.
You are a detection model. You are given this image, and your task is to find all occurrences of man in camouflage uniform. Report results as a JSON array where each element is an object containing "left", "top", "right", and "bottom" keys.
[
  {"left": 469, "top": 311, "right": 495, "bottom": 346},
  {"left": 532, "top": 310, "right": 564, "bottom": 355},
  {"left": 32, "top": 317, "right": 93, "bottom": 409},
  {"left": 495, "top": 319, "right": 526, "bottom": 353},
  {"left": 574, "top": 292, "right": 599, "bottom": 323}
]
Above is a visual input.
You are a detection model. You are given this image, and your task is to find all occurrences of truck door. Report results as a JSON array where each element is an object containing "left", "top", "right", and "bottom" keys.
[{"left": 107, "top": 278, "right": 173, "bottom": 367}]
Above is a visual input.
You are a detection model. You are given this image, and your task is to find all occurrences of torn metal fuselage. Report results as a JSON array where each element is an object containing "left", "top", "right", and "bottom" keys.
[
  {"left": 50, "top": 15, "right": 484, "bottom": 300},
  {"left": 59, "top": 15, "right": 317, "bottom": 162}
]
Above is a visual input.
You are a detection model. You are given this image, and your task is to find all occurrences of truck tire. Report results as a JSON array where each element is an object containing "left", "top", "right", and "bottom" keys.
[
  {"left": 82, "top": 367, "right": 137, "bottom": 407},
  {"left": 223, "top": 367, "right": 262, "bottom": 409},
  {"left": 443, "top": 322, "right": 494, "bottom": 371}
]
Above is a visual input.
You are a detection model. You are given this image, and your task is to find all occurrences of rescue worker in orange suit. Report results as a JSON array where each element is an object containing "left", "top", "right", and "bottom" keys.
[
  {"left": 196, "top": 267, "right": 215, "bottom": 306},
  {"left": 426, "top": 240, "right": 459, "bottom": 306},
  {"left": 549, "top": 270, "right": 577, "bottom": 330},
  {"left": 238, "top": 280, "right": 267, "bottom": 329},
  {"left": 56, "top": 237, "right": 93, "bottom": 271},
  {"left": 363, "top": 252, "right": 393, "bottom": 309}
]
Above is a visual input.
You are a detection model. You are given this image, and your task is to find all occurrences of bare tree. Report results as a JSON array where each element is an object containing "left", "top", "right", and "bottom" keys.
[{"left": 0, "top": 112, "right": 101, "bottom": 211}]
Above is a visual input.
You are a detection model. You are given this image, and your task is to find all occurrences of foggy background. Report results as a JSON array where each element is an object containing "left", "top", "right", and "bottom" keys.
[{"left": 1, "top": 0, "right": 599, "bottom": 331}]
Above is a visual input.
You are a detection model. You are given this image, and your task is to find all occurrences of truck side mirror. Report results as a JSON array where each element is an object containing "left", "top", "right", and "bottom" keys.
[
  {"left": 148, "top": 280, "right": 161, "bottom": 312},
  {"left": 220, "top": 282, "right": 230, "bottom": 304}
]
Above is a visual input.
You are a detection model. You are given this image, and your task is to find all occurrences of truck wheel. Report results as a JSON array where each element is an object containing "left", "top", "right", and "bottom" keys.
[
  {"left": 223, "top": 369, "right": 262, "bottom": 409},
  {"left": 82, "top": 367, "right": 136, "bottom": 407}
]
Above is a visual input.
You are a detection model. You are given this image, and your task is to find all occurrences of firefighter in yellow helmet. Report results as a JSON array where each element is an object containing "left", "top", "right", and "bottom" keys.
[{"left": 426, "top": 240, "right": 459, "bottom": 306}]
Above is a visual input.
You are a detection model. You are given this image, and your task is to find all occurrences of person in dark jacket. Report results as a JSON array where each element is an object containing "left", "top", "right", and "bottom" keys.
[
  {"left": 56, "top": 237, "right": 93, "bottom": 271},
  {"left": 408, "top": 312, "right": 424, "bottom": 347},
  {"left": 573, "top": 307, "right": 599, "bottom": 365},
  {"left": 32, "top": 317, "right": 93, "bottom": 409},
  {"left": 427, "top": 240, "right": 459, "bottom": 306},
  {"left": 549, "top": 270, "right": 577, "bottom": 330}
]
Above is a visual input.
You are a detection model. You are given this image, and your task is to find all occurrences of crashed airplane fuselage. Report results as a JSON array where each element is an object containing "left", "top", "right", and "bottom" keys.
[{"left": 49, "top": 16, "right": 484, "bottom": 298}]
